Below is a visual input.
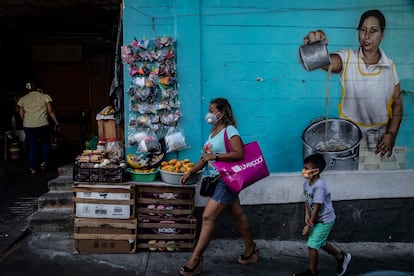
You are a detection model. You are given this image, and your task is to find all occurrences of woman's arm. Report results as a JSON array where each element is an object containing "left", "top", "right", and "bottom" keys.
[
  {"left": 196, "top": 134, "right": 244, "bottom": 163},
  {"left": 18, "top": 106, "right": 25, "bottom": 121},
  {"left": 214, "top": 135, "right": 244, "bottom": 162},
  {"left": 376, "top": 83, "right": 403, "bottom": 157},
  {"left": 46, "top": 102, "right": 60, "bottom": 127}
]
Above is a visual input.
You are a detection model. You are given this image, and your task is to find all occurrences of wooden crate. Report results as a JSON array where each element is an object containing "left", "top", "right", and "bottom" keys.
[
  {"left": 136, "top": 185, "right": 195, "bottom": 218},
  {"left": 73, "top": 183, "right": 135, "bottom": 219},
  {"left": 137, "top": 216, "right": 196, "bottom": 252},
  {"left": 74, "top": 218, "right": 137, "bottom": 254}
]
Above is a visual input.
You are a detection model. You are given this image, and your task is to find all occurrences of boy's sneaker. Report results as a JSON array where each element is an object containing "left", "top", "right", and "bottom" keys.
[
  {"left": 293, "top": 269, "right": 319, "bottom": 276},
  {"left": 336, "top": 252, "right": 351, "bottom": 276}
]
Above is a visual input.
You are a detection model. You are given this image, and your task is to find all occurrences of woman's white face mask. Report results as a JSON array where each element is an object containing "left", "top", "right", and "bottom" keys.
[{"left": 205, "top": 112, "right": 220, "bottom": 125}]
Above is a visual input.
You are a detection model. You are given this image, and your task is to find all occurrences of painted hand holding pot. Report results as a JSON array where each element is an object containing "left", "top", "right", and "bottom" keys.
[{"left": 299, "top": 40, "right": 330, "bottom": 71}]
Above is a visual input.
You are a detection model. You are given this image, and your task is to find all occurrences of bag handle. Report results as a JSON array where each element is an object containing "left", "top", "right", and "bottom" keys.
[
  {"left": 224, "top": 127, "right": 244, "bottom": 152},
  {"left": 224, "top": 128, "right": 231, "bottom": 153}
]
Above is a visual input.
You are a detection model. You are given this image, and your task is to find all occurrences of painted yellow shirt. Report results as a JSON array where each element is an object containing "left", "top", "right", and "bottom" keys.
[
  {"left": 337, "top": 48, "right": 399, "bottom": 130},
  {"left": 17, "top": 91, "right": 53, "bottom": 128}
]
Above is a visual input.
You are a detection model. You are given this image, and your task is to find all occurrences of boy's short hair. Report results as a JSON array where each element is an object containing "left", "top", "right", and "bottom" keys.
[{"left": 304, "top": 154, "right": 326, "bottom": 172}]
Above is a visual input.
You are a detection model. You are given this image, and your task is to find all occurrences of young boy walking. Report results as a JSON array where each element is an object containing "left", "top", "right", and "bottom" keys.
[{"left": 294, "top": 154, "right": 351, "bottom": 276}]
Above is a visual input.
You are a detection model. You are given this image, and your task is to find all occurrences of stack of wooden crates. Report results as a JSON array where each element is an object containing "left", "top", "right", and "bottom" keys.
[
  {"left": 72, "top": 182, "right": 137, "bottom": 254},
  {"left": 73, "top": 116, "right": 136, "bottom": 254},
  {"left": 73, "top": 182, "right": 197, "bottom": 254}
]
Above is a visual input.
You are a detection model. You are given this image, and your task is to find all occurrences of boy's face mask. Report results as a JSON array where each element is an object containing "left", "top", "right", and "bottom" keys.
[
  {"left": 205, "top": 112, "right": 220, "bottom": 125},
  {"left": 301, "top": 168, "right": 319, "bottom": 179}
]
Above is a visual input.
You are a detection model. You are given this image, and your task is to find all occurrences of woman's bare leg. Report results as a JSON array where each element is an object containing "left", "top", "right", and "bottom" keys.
[
  {"left": 184, "top": 198, "right": 226, "bottom": 268},
  {"left": 226, "top": 196, "right": 255, "bottom": 256}
]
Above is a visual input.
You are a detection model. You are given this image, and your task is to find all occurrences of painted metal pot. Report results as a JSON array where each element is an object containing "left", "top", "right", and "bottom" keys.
[
  {"left": 302, "top": 118, "right": 362, "bottom": 170},
  {"left": 299, "top": 40, "right": 330, "bottom": 71}
]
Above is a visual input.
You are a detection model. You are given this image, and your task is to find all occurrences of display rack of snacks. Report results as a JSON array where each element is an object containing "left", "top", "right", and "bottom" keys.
[
  {"left": 136, "top": 184, "right": 195, "bottom": 217},
  {"left": 137, "top": 217, "right": 196, "bottom": 252},
  {"left": 135, "top": 184, "right": 196, "bottom": 251}
]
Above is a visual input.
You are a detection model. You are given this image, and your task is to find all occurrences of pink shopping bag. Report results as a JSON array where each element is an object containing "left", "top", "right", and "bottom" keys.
[{"left": 213, "top": 130, "right": 269, "bottom": 193}]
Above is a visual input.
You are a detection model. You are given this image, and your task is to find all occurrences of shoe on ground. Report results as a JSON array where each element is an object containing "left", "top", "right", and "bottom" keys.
[
  {"left": 293, "top": 269, "right": 319, "bottom": 276},
  {"left": 336, "top": 252, "right": 352, "bottom": 276}
]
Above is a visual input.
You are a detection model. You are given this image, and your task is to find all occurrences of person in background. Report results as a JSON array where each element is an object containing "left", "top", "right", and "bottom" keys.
[
  {"left": 17, "top": 82, "right": 60, "bottom": 175},
  {"left": 294, "top": 154, "right": 351, "bottom": 276},
  {"left": 179, "top": 98, "right": 258, "bottom": 275},
  {"left": 303, "top": 9, "right": 402, "bottom": 157}
]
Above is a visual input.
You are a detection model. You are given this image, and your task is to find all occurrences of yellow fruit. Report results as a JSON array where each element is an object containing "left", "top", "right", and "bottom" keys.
[
  {"left": 169, "top": 159, "right": 178, "bottom": 165},
  {"left": 161, "top": 161, "right": 168, "bottom": 167},
  {"left": 183, "top": 158, "right": 190, "bottom": 163},
  {"left": 179, "top": 166, "right": 186, "bottom": 173},
  {"left": 175, "top": 161, "right": 182, "bottom": 168}
]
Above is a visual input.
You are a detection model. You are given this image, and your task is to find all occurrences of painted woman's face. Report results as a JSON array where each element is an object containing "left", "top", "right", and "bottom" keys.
[{"left": 358, "top": 16, "right": 384, "bottom": 52}]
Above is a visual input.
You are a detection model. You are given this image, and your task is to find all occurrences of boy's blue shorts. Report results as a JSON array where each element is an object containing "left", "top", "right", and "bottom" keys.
[{"left": 307, "top": 221, "right": 335, "bottom": 249}]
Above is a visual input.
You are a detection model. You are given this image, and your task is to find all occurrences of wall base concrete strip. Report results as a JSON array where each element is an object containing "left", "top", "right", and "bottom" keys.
[{"left": 195, "top": 170, "right": 414, "bottom": 207}]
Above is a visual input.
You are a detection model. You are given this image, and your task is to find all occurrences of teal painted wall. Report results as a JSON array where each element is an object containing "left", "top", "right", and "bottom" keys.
[{"left": 123, "top": 0, "right": 414, "bottom": 172}]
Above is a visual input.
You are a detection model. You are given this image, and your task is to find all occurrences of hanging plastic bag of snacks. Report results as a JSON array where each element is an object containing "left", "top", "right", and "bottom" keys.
[{"left": 165, "top": 126, "right": 189, "bottom": 152}]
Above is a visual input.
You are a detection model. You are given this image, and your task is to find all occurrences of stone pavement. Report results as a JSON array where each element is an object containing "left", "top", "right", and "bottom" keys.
[{"left": 0, "top": 231, "right": 414, "bottom": 276}]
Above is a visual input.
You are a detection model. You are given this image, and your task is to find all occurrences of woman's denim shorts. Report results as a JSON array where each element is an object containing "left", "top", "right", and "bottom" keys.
[{"left": 210, "top": 178, "right": 237, "bottom": 205}]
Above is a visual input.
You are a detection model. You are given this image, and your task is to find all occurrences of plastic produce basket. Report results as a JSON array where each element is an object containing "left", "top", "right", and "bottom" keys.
[
  {"left": 128, "top": 168, "right": 159, "bottom": 182},
  {"left": 159, "top": 170, "right": 202, "bottom": 185}
]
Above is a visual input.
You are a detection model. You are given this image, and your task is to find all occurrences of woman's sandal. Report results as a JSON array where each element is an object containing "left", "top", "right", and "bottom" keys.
[
  {"left": 179, "top": 256, "right": 203, "bottom": 276},
  {"left": 238, "top": 243, "right": 260, "bottom": 265}
]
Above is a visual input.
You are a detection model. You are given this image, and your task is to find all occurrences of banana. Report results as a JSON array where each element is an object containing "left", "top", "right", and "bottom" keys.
[{"left": 99, "top": 106, "right": 115, "bottom": 116}]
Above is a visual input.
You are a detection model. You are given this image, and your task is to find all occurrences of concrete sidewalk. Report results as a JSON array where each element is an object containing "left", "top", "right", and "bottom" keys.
[{"left": 0, "top": 232, "right": 413, "bottom": 276}]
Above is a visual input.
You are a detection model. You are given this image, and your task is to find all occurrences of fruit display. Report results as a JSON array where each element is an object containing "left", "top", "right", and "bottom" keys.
[
  {"left": 160, "top": 158, "right": 194, "bottom": 174},
  {"left": 159, "top": 158, "right": 201, "bottom": 185}
]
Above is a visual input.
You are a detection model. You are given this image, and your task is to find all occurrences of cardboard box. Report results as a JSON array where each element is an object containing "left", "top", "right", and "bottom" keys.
[
  {"left": 97, "top": 119, "right": 117, "bottom": 139},
  {"left": 74, "top": 218, "right": 137, "bottom": 254},
  {"left": 75, "top": 203, "right": 131, "bottom": 219},
  {"left": 73, "top": 184, "right": 135, "bottom": 219}
]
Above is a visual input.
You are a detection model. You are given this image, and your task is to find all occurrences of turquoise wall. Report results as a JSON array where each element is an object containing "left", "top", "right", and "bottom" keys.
[{"left": 123, "top": 0, "right": 414, "bottom": 172}]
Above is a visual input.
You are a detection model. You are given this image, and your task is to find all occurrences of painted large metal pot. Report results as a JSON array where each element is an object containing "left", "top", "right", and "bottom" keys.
[{"left": 302, "top": 118, "right": 362, "bottom": 170}]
